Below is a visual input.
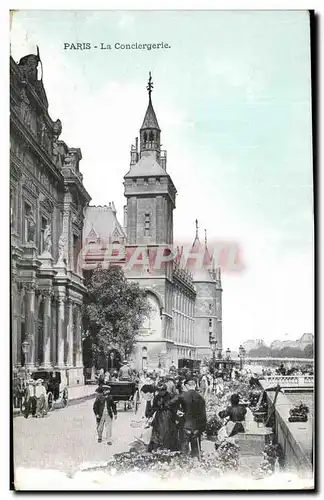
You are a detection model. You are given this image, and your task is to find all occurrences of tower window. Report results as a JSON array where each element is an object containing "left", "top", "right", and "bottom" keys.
[
  {"left": 209, "top": 319, "right": 213, "bottom": 328},
  {"left": 144, "top": 213, "right": 150, "bottom": 236},
  {"left": 149, "top": 131, "right": 154, "bottom": 143}
]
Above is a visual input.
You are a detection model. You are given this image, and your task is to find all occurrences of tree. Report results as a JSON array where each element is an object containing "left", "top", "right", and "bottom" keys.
[
  {"left": 248, "top": 345, "right": 272, "bottom": 357},
  {"left": 83, "top": 266, "right": 151, "bottom": 363},
  {"left": 304, "top": 343, "right": 314, "bottom": 358}
]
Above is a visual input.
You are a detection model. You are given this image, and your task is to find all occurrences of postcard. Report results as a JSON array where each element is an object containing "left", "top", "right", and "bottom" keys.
[{"left": 10, "top": 9, "right": 314, "bottom": 491}]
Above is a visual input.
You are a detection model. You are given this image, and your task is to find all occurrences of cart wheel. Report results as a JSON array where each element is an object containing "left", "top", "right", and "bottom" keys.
[
  {"left": 47, "top": 392, "right": 54, "bottom": 412},
  {"left": 62, "top": 388, "right": 68, "bottom": 408}
]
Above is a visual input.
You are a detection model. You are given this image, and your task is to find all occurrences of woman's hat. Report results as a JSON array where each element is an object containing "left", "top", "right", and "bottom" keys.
[
  {"left": 102, "top": 384, "right": 111, "bottom": 390},
  {"left": 36, "top": 378, "right": 43, "bottom": 383}
]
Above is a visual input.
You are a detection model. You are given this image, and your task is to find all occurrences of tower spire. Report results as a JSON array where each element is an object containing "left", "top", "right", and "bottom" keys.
[
  {"left": 147, "top": 71, "right": 153, "bottom": 98},
  {"left": 195, "top": 219, "right": 199, "bottom": 239}
]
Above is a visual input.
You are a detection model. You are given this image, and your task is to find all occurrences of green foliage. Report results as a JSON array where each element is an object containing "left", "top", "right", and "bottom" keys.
[{"left": 83, "top": 266, "right": 151, "bottom": 360}]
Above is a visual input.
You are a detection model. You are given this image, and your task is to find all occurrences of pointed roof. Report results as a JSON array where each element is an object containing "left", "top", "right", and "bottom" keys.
[
  {"left": 140, "top": 96, "right": 160, "bottom": 131},
  {"left": 187, "top": 220, "right": 214, "bottom": 283},
  {"left": 83, "top": 204, "right": 126, "bottom": 243},
  {"left": 124, "top": 154, "right": 167, "bottom": 178}
]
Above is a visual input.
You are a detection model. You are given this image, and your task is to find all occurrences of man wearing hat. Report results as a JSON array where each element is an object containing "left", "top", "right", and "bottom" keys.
[
  {"left": 118, "top": 360, "right": 132, "bottom": 381},
  {"left": 35, "top": 379, "right": 47, "bottom": 418},
  {"left": 93, "top": 384, "right": 117, "bottom": 444},
  {"left": 24, "top": 378, "right": 36, "bottom": 418},
  {"left": 171, "top": 377, "right": 207, "bottom": 457}
]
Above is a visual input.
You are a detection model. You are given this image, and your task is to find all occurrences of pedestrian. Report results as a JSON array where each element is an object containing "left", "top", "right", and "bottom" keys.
[
  {"left": 170, "top": 377, "right": 207, "bottom": 458},
  {"left": 24, "top": 378, "right": 37, "bottom": 418},
  {"left": 96, "top": 368, "right": 105, "bottom": 386},
  {"left": 147, "top": 383, "right": 179, "bottom": 452},
  {"left": 218, "top": 393, "right": 247, "bottom": 438},
  {"left": 35, "top": 378, "right": 47, "bottom": 417},
  {"left": 207, "top": 372, "right": 213, "bottom": 396},
  {"left": 118, "top": 360, "right": 132, "bottom": 381},
  {"left": 200, "top": 373, "right": 208, "bottom": 398},
  {"left": 93, "top": 384, "right": 117, "bottom": 444},
  {"left": 165, "top": 375, "right": 177, "bottom": 396}
]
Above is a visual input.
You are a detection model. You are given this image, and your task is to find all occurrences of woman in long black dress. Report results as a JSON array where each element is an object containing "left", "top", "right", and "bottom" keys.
[{"left": 147, "top": 383, "right": 178, "bottom": 452}]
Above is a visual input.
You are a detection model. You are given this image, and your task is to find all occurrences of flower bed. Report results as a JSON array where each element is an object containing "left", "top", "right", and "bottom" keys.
[{"left": 101, "top": 441, "right": 240, "bottom": 479}]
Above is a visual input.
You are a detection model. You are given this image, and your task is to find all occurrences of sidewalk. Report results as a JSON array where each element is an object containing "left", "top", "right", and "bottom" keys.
[{"left": 13, "top": 384, "right": 97, "bottom": 418}]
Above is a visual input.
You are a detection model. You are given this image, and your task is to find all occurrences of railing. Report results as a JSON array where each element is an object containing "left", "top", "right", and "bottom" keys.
[{"left": 263, "top": 375, "right": 314, "bottom": 387}]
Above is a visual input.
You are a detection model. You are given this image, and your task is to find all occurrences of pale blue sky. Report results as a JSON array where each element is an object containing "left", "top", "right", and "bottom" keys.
[{"left": 11, "top": 10, "right": 314, "bottom": 347}]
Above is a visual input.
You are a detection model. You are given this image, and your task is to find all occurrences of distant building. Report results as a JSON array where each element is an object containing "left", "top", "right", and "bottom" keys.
[
  {"left": 270, "top": 333, "right": 314, "bottom": 351},
  {"left": 243, "top": 339, "right": 265, "bottom": 353},
  {"left": 10, "top": 51, "right": 91, "bottom": 386}
]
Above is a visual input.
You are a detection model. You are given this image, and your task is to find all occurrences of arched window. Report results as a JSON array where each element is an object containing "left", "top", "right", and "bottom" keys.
[
  {"left": 143, "top": 132, "right": 148, "bottom": 145},
  {"left": 149, "top": 131, "right": 154, "bottom": 143}
]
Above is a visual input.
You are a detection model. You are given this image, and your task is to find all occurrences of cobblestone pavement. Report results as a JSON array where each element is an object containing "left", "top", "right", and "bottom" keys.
[{"left": 13, "top": 399, "right": 143, "bottom": 474}]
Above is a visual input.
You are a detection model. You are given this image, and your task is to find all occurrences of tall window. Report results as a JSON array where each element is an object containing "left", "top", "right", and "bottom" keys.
[
  {"left": 40, "top": 216, "right": 48, "bottom": 254},
  {"left": 24, "top": 202, "right": 31, "bottom": 243},
  {"left": 144, "top": 213, "right": 150, "bottom": 236},
  {"left": 73, "top": 234, "right": 79, "bottom": 272}
]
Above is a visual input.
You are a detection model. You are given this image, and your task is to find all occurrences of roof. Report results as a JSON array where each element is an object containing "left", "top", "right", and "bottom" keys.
[
  {"left": 83, "top": 204, "right": 126, "bottom": 242},
  {"left": 141, "top": 96, "right": 160, "bottom": 131},
  {"left": 124, "top": 153, "right": 167, "bottom": 178},
  {"left": 187, "top": 233, "right": 215, "bottom": 283}
]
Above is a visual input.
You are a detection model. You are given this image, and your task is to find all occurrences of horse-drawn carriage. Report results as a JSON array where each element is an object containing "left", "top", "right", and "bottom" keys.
[
  {"left": 108, "top": 380, "right": 140, "bottom": 413},
  {"left": 30, "top": 370, "right": 68, "bottom": 411}
]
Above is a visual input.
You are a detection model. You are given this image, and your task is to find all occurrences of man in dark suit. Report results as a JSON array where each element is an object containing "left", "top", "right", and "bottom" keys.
[
  {"left": 171, "top": 378, "right": 207, "bottom": 457},
  {"left": 93, "top": 384, "right": 117, "bottom": 444}
]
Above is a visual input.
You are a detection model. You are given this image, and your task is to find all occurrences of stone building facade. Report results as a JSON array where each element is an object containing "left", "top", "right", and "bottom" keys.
[
  {"left": 10, "top": 52, "right": 91, "bottom": 386},
  {"left": 83, "top": 76, "right": 223, "bottom": 370}
]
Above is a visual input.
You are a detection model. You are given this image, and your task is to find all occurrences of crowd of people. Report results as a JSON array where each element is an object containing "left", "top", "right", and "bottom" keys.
[{"left": 92, "top": 361, "right": 253, "bottom": 457}]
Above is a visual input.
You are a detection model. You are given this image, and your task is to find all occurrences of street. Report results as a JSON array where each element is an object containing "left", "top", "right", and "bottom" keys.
[{"left": 13, "top": 398, "right": 142, "bottom": 473}]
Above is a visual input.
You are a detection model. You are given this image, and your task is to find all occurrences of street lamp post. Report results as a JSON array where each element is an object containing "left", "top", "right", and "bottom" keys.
[
  {"left": 239, "top": 345, "right": 246, "bottom": 371},
  {"left": 21, "top": 340, "right": 30, "bottom": 375}
]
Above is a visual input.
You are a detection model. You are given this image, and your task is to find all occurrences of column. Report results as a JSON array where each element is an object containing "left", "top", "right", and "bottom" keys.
[
  {"left": 75, "top": 305, "right": 83, "bottom": 366},
  {"left": 42, "top": 290, "right": 52, "bottom": 368},
  {"left": 11, "top": 279, "right": 18, "bottom": 367},
  {"left": 56, "top": 297, "right": 65, "bottom": 367},
  {"left": 51, "top": 296, "right": 57, "bottom": 365},
  {"left": 25, "top": 283, "right": 36, "bottom": 369},
  {"left": 66, "top": 299, "right": 74, "bottom": 367}
]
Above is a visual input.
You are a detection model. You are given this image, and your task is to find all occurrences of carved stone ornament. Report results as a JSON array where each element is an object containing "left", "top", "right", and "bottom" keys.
[
  {"left": 43, "top": 223, "right": 52, "bottom": 253},
  {"left": 41, "top": 198, "right": 54, "bottom": 213},
  {"left": 23, "top": 282, "right": 37, "bottom": 293},
  {"left": 57, "top": 233, "right": 66, "bottom": 262},
  {"left": 20, "top": 89, "right": 31, "bottom": 126},
  {"left": 53, "top": 119, "right": 62, "bottom": 140},
  {"left": 26, "top": 210, "right": 36, "bottom": 243},
  {"left": 40, "top": 171, "right": 50, "bottom": 191},
  {"left": 23, "top": 178, "right": 39, "bottom": 197}
]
